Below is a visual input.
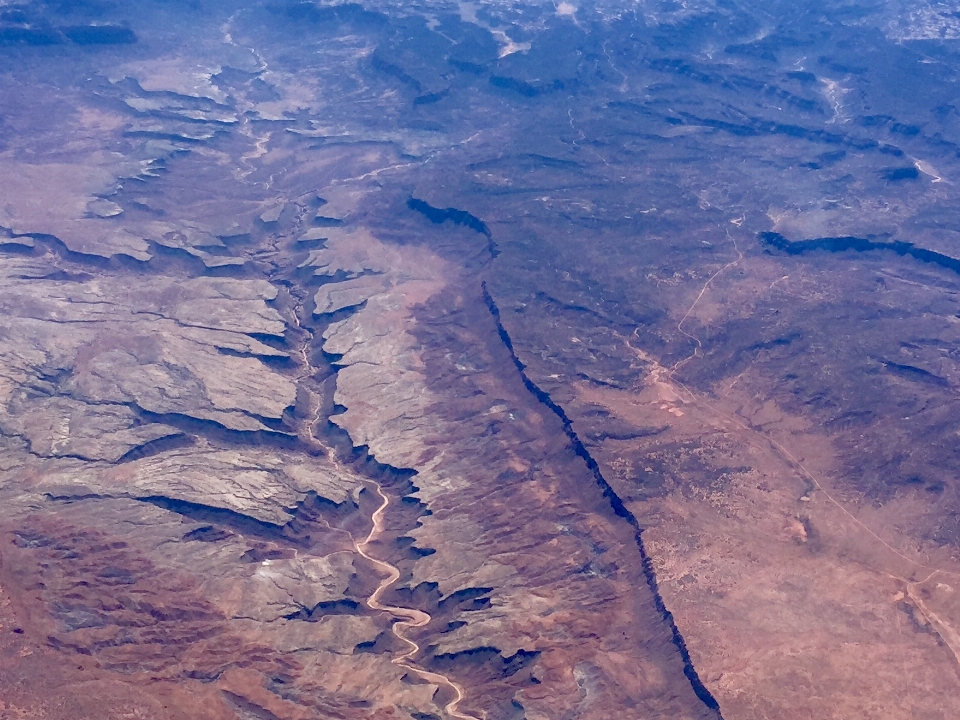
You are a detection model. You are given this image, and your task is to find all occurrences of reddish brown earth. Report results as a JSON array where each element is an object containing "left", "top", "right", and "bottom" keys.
[{"left": 4, "top": 0, "right": 960, "bottom": 718}]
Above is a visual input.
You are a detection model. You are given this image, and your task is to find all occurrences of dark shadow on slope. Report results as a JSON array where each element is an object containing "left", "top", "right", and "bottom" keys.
[
  {"left": 407, "top": 197, "right": 499, "bottom": 259},
  {"left": 760, "top": 231, "right": 960, "bottom": 275}
]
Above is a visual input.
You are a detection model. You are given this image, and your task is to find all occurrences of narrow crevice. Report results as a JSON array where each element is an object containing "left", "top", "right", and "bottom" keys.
[{"left": 481, "top": 281, "right": 723, "bottom": 718}]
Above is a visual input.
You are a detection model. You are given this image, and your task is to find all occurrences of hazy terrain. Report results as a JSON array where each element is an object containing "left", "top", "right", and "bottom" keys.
[{"left": 2, "top": 1, "right": 960, "bottom": 718}]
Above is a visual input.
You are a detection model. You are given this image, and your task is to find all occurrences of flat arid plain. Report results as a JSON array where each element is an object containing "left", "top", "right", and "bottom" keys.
[{"left": 2, "top": 1, "right": 960, "bottom": 718}]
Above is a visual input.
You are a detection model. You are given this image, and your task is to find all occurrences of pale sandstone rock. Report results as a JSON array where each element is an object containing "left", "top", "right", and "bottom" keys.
[
  {"left": 314, "top": 186, "right": 364, "bottom": 221},
  {"left": 0, "top": 396, "right": 181, "bottom": 462},
  {"left": 241, "top": 553, "right": 357, "bottom": 621},
  {"left": 314, "top": 276, "right": 388, "bottom": 314},
  {"left": 241, "top": 70, "right": 325, "bottom": 120},
  {"left": 190, "top": 251, "right": 249, "bottom": 268},
  {"left": 0, "top": 235, "right": 34, "bottom": 248},
  {"left": 259, "top": 203, "right": 286, "bottom": 223},
  {"left": 141, "top": 221, "right": 226, "bottom": 250},
  {"left": 234, "top": 616, "right": 380, "bottom": 655},
  {"left": 313, "top": 229, "right": 454, "bottom": 476},
  {"left": 302, "top": 228, "right": 391, "bottom": 278},
  {"left": 34, "top": 443, "right": 361, "bottom": 525},
  {"left": 86, "top": 199, "right": 123, "bottom": 218},
  {"left": 116, "top": 59, "right": 231, "bottom": 104},
  {"left": 297, "top": 227, "right": 329, "bottom": 244},
  {"left": 282, "top": 462, "right": 362, "bottom": 505},
  {"left": 0, "top": 161, "right": 153, "bottom": 260},
  {"left": 124, "top": 97, "right": 238, "bottom": 124},
  {"left": 161, "top": 277, "right": 287, "bottom": 337},
  {"left": 0, "top": 257, "right": 294, "bottom": 437}
]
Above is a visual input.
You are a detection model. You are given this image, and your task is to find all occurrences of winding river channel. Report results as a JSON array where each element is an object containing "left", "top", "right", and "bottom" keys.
[
  {"left": 289, "top": 289, "right": 479, "bottom": 720},
  {"left": 354, "top": 482, "right": 480, "bottom": 720}
]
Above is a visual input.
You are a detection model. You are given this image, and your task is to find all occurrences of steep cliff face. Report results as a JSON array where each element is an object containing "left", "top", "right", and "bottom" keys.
[{"left": 3, "top": 1, "right": 960, "bottom": 719}]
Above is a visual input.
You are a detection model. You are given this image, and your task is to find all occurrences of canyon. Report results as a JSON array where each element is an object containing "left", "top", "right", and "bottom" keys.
[{"left": 3, "top": 1, "right": 960, "bottom": 719}]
